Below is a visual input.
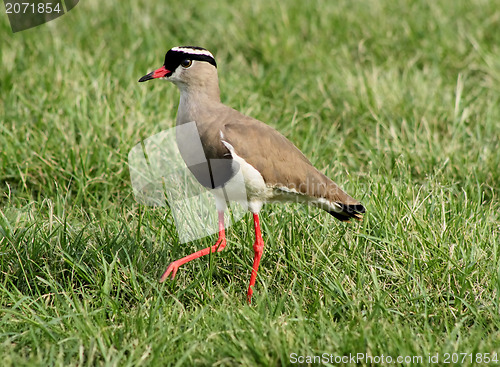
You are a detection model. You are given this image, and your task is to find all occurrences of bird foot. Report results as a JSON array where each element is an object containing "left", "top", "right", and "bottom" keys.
[{"left": 160, "top": 261, "right": 180, "bottom": 282}]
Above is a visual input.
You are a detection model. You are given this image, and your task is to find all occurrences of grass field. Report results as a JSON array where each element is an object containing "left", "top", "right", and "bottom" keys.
[{"left": 1, "top": 0, "right": 499, "bottom": 365}]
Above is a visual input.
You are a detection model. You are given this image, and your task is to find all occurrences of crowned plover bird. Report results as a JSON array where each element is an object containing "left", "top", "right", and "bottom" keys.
[{"left": 139, "top": 46, "right": 365, "bottom": 302}]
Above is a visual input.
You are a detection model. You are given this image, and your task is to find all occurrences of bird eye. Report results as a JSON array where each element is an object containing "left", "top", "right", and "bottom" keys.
[{"left": 180, "top": 59, "right": 192, "bottom": 68}]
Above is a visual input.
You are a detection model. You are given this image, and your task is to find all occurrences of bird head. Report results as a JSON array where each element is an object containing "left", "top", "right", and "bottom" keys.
[{"left": 139, "top": 46, "right": 217, "bottom": 88}]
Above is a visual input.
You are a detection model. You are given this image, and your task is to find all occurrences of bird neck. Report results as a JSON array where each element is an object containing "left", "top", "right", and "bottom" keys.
[{"left": 176, "top": 82, "right": 221, "bottom": 125}]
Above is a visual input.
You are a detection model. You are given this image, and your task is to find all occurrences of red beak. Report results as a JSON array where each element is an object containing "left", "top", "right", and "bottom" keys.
[{"left": 138, "top": 66, "right": 170, "bottom": 82}]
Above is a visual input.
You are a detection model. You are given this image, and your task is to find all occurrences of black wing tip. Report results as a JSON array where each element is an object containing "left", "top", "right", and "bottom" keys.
[
  {"left": 349, "top": 204, "right": 366, "bottom": 214},
  {"left": 328, "top": 203, "right": 365, "bottom": 222}
]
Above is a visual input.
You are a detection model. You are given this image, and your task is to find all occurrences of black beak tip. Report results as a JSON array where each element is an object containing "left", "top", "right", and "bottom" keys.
[{"left": 138, "top": 72, "right": 153, "bottom": 83}]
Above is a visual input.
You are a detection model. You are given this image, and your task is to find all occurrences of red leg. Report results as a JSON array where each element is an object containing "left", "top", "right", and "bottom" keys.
[
  {"left": 247, "top": 213, "right": 265, "bottom": 303},
  {"left": 160, "top": 211, "right": 226, "bottom": 282}
]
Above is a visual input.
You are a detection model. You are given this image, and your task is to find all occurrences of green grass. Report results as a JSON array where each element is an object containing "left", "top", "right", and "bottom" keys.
[{"left": 1, "top": 0, "right": 500, "bottom": 365}]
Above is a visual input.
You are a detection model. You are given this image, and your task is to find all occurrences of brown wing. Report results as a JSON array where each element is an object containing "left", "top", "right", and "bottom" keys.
[{"left": 221, "top": 112, "right": 365, "bottom": 220}]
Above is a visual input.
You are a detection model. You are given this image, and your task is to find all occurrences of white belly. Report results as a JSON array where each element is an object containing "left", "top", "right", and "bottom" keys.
[{"left": 216, "top": 139, "right": 273, "bottom": 213}]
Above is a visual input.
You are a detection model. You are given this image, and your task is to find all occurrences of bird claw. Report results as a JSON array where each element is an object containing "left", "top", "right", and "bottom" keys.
[{"left": 160, "top": 262, "right": 180, "bottom": 282}]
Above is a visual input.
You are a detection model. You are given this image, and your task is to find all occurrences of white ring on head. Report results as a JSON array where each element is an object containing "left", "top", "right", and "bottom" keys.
[{"left": 171, "top": 47, "right": 214, "bottom": 59}]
